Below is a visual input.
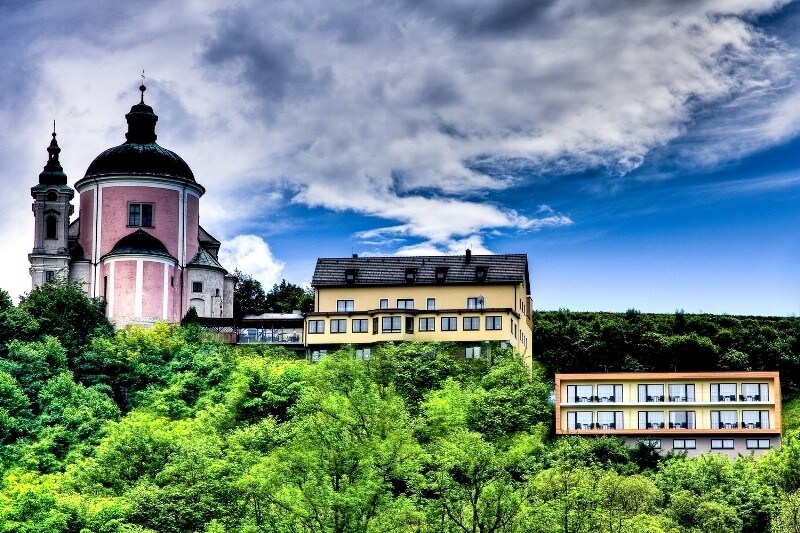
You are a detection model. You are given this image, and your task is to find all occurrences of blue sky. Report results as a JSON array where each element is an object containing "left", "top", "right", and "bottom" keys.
[{"left": 2, "top": 0, "right": 800, "bottom": 315}]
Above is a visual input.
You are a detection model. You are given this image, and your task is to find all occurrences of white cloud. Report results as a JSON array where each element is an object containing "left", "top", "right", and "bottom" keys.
[{"left": 218, "top": 234, "right": 285, "bottom": 288}]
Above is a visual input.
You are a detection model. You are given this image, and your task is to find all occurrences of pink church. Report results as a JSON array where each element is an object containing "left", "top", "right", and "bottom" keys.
[{"left": 30, "top": 84, "right": 235, "bottom": 326}]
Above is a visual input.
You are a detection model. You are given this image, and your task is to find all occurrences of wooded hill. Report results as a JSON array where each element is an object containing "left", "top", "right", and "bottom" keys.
[{"left": 2, "top": 284, "right": 800, "bottom": 531}]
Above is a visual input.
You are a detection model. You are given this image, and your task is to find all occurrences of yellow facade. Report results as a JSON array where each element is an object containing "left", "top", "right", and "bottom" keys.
[
  {"left": 306, "top": 282, "right": 532, "bottom": 359},
  {"left": 555, "top": 372, "right": 781, "bottom": 457}
]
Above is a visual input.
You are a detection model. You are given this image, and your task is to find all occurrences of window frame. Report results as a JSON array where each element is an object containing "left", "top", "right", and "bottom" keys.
[
  {"left": 192, "top": 281, "right": 203, "bottom": 293},
  {"left": 485, "top": 316, "right": 502, "bottom": 330},
  {"left": 441, "top": 317, "right": 457, "bottom": 331},
  {"left": 330, "top": 319, "right": 347, "bottom": 333},
  {"left": 465, "top": 346, "right": 481, "bottom": 359},
  {"left": 673, "top": 439, "right": 696, "bottom": 450},
  {"left": 336, "top": 300, "right": 355, "bottom": 312},
  {"left": 711, "top": 439, "right": 735, "bottom": 450},
  {"left": 463, "top": 316, "right": 480, "bottom": 331},
  {"left": 419, "top": 317, "right": 435, "bottom": 331},
  {"left": 352, "top": 319, "right": 369, "bottom": 333},
  {"left": 382, "top": 316, "right": 401, "bottom": 333},
  {"left": 127, "top": 202, "right": 154, "bottom": 227},
  {"left": 746, "top": 439, "right": 771, "bottom": 449},
  {"left": 426, "top": 298, "right": 436, "bottom": 310},
  {"left": 379, "top": 299, "right": 389, "bottom": 309},
  {"left": 308, "top": 320, "right": 325, "bottom": 334},
  {"left": 396, "top": 299, "right": 414, "bottom": 309}
]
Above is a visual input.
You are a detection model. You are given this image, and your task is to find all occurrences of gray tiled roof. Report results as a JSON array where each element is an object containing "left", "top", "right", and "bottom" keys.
[
  {"left": 188, "top": 246, "right": 227, "bottom": 272},
  {"left": 312, "top": 253, "right": 530, "bottom": 293}
]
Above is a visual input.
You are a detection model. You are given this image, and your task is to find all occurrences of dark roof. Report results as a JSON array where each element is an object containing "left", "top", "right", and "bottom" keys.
[
  {"left": 82, "top": 96, "right": 196, "bottom": 182},
  {"left": 312, "top": 253, "right": 530, "bottom": 294},
  {"left": 38, "top": 131, "right": 68, "bottom": 185},
  {"left": 101, "top": 229, "right": 176, "bottom": 261},
  {"left": 187, "top": 246, "right": 226, "bottom": 272}
]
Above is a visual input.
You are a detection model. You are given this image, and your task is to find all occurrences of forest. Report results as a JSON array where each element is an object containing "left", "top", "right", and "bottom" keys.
[{"left": 1, "top": 283, "right": 800, "bottom": 532}]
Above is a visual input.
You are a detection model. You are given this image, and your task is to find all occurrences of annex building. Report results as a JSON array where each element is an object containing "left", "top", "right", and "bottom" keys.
[
  {"left": 29, "top": 84, "right": 235, "bottom": 327},
  {"left": 555, "top": 371, "right": 782, "bottom": 457},
  {"left": 303, "top": 251, "right": 533, "bottom": 363}
]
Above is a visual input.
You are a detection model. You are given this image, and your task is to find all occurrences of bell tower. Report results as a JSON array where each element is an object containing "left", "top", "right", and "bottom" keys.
[{"left": 29, "top": 125, "right": 74, "bottom": 287}]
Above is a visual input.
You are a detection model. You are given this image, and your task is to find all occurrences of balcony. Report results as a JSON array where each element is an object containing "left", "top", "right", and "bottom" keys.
[
  {"left": 717, "top": 422, "right": 739, "bottom": 429},
  {"left": 740, "top": 395, "right": 761, "bottom": 402},
  {"left": 646, "top": 395, "right": 665, "bottom": 403},
  {"left": 742, "top": 422, "right": 763, "bottom": 429}
]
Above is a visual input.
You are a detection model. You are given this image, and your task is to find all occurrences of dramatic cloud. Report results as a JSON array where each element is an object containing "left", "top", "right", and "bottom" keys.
[
  {"left": 1, "top": 0, "right": 799, "bottom": 304},
  {"left": 218, "top": 234, "right": 285, "bottom": 288}
]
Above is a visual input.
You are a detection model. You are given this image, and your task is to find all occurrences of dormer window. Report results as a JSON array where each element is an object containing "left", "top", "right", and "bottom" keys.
[
  {"left": 405, "top": 268, "right": 416, "bottom": 282},
  {"left": 475, "top": 267, "right": 488, "bottom": 282},
  {"left": 435, "top": 267, "right": 448, "bottom": 282},
  {"left": 345, "top": 269, "right": 357, "bottom": 284},
  {"left": 46, "top": 191, "right": 58, "bottom": 201}
]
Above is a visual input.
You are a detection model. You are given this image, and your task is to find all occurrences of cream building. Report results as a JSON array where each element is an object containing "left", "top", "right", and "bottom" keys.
[
  {"left": 555, "top": 371, "right": 782, "bottom": 457},
  {"left": 305, "top": 251, "right": 532, "bottom": 362}
]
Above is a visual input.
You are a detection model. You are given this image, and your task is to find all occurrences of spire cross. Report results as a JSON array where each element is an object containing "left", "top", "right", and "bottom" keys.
[{"left": 139, "top": 70, "right": 146, "bottom": 104}]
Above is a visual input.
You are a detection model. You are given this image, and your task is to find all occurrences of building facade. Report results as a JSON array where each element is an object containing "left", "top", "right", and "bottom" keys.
[
  {"left": 30, "top": 85, "right": 234, "bottom": 327},
  {"left": 305, "top": 251, "right": 533, "bottom": 362},
  {"left": 555, "top": 372, "right": 782, "bottom": 457}
]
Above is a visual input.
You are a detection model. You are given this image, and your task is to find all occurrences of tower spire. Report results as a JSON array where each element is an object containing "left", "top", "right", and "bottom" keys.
[
  {"left": 140, "top": 70, "right": 146, "bottom": 104},
  {"left": 38, "top": 123, "right": 68, "bottom": 185}
]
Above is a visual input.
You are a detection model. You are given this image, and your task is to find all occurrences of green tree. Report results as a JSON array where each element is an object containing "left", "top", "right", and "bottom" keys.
[
  {"left": 18, "top": 279, "right": 112, "bottom": 364},
  {"left": 264, "top": 279, "right": 314, "bottom": 314},
  {"left": 233, "top": 270, "right": 267, "bottom": 319}
]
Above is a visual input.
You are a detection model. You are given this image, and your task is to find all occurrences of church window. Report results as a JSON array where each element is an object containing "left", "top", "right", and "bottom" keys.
[
  {"left": 45, "top": 270, "right": 55, "bottom": 282},
  {"left": 192, "top": 282, "right": 203, "bottom": 293},
  {"left": 46, "top": 191, "right": 58, "bottom": 201},
  {"left": 45, "top": 215, "right": 57, "bottom": 239},
  {"left": 128, "top": 203, "right": 154, "bottom": 227}
]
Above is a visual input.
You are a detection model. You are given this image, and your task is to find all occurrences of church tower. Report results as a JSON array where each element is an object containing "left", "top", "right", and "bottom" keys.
[{"left": 29, "top": 127, "right": 75, "bottom": 287}]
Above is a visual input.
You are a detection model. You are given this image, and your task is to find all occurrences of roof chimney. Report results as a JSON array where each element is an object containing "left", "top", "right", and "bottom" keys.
[{"left": 465, "top": 249, "right": 471, "bottom": 264}]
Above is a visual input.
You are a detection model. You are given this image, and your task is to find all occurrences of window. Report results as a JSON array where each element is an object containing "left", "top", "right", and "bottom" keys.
[
  {"left": 638, "top": 411, "right": 665, "bottom": 430},
  {"left": 567, "top": 411, "right": 593, "bottom": 430},
  {"left": 463, "top": 317, "right": 479, "bottom": 331},
  {"left": 128, "top": 203, "right": 154, "bottom": 227},
  {"left": 435, "top": 267, "right": 448, "bottom": 282},
  {"left": 639, "top": 439, "right": 662, "bottom": 449},
  {"left": 352, "top": 319, "right": 368, "bottom": 333},
  {"left": 192, "top": 282, "right": 203, "bottom": 293},
  {"left": 668, "top": 384, "right": 695, "bottom": 402},
  {"left": 45, "top": 215, "right": 57, "bottom": 239},
  {"left": 396, "top": 299, "right": 414, "bottom": 309},
  {"left": 467, "top": 297, "right": 484, "bottom": 309},
  {"left": 668, "top": 411, "right": 695, "bottom": 429},
  {"left": 741, "top": 383, "right": 768, "bottom": 401},
  {"left": 426, "top": 298, "right": 436, "bottom": 310},
  {"left": 310, "top": 349, "right": 327, "bottom": 362},
  {"left": 337, "top": 300, "right": 354, "bottom": 312},
  {"left": 638, "top": 384, "right": 665, "bottom": 402},
  {"left": 475, "top": 267, "right": 488, "bottom": 281},
  {"left": 596, "top": 411, "right": 623, "bottom": 429},
  {"left": 308, "top": 320, "right": 324, "bottom": 334},
  {"left": 46, "top": 191, "right": 58, "bottom": 201},
  {"left": 711, "top": 383, "right": 737, "bottom": 402},
  {"left": 45, "top": 270, "right": 55, "bottom": 282},
  {"left": 419, "top": 317, "right": 435, "bottom": 331},
  {"left": 382, "top": 316, "right": 401, "bottom": 333},
  {"left": 711, "top": 439, "right": 734, "bottom": 450},
  {"left": 345, "top": 269, "right": 357, "bottom": 284},
  {"left": 405, "top": 268, "right": 416, "bottom": 282},
  {"left": 486, "top": 316, "right": 502, "bottom": 330},
  {"left": 441, "top": 317, "right": 457, "bottom": 331},
  {"left": 465, "top": 346, "right": 481, "bottom": 359},
  {"left": 746, "top": 439, "right": 771, "bottom": 449},
  {"left": 742, "top": 410, "right": 770, "bottom": 429},
  {"left": 331, "top": 319, "right": 347, "bottom": 333},
  {"left": 711, "top": 410, "right": 738, "bottom": 429},
  {"left": 405, "top": 316, "right": 414, "bottom": 333},
  {"left": 567, "top": 385, "right": 593, "bottom": 403},
  {"left": 379, "top": 299, "right": 389, "bottom": 309},
  {"left": 597, "top": 384, "right": 622, "bottom": 402},
  {"left": 673, "top": 439, "right": 696, "bottom": 450},
  {"left": 355, "top": 348, "right": 371, "bottom": 361}
]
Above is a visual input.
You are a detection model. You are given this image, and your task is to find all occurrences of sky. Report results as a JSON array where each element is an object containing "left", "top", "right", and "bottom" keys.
[{"left": 2, "top": 0, "right": 800, "bottom": 316}]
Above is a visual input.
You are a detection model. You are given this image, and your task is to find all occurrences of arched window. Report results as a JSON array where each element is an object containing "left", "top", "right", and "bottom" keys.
[
  {"left": 46, "top": 191, "right": 57, "bottom": 201},
  {"left": 45, "top": 215, "right": 57, "bottom": 240}
]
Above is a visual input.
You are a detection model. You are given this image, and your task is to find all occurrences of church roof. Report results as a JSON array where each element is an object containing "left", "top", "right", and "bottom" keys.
[
  {"left": 101, "top": 229, "right": 176, "bottom": 261},
  {"left": 82, "top": 85, "right": 196, "bottom": 183},
  {"left": 38, "top": 130, "right": 68, "bottom": 186},
  {"left": 187, "top": 246, "right": 227, "bottom": 272}
]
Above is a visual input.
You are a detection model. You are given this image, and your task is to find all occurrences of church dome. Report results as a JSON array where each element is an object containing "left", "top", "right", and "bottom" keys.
[
  {"left": 83, "top": 86, "right": 195, "bottom": 182},
  {"left": 101, "top": 228, "right": 176, "bottom": 261}
]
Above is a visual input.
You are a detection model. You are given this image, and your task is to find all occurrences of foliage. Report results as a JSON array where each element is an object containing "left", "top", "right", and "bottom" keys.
[{"left": 232, "top": 270, "right": 267, "bottom": 319}]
